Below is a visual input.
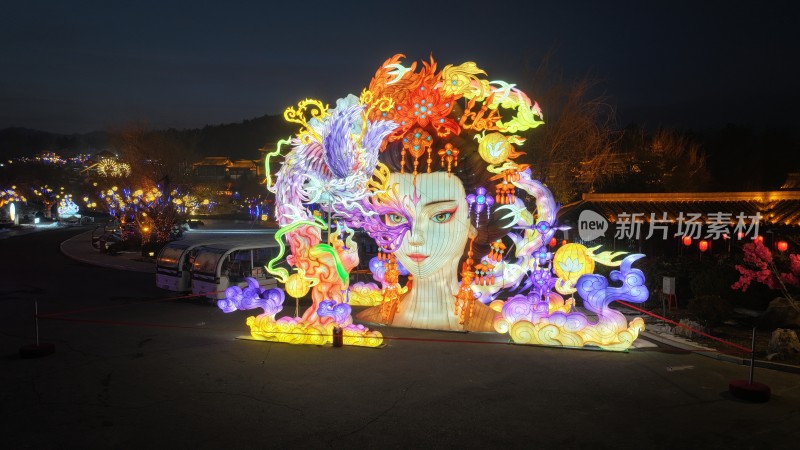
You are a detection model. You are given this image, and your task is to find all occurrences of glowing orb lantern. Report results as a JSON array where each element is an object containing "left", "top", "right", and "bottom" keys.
[
  {"left": 285, "top": 273, "right": 311, "bottom": 298},
  {"left": 553, "top": 243, "right": 595, "bottom": 286},
  {"left": 698, "top": 240, "right": 709, "bottom": 252},
  {"left": 682, "top": 236, "right": 692, "bottom": 246},
  {"left": 478, "top": 132, "right": 514, "bottom": 165},
  {"left": 549, "top": 237, "right": 557, "bottom": 247},
  {"left": 777, "top": 241, "right": 789, "bottom": 252}
]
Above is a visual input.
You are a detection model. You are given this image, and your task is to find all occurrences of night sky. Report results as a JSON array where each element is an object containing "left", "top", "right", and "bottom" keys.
[{"left": 2, "top": 0, "right": 798, "bottom": 134}]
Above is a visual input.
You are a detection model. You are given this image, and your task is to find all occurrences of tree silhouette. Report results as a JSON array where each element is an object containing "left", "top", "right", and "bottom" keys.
[{"left": 518, "top": 54, "right": 620, "bottom": 204}]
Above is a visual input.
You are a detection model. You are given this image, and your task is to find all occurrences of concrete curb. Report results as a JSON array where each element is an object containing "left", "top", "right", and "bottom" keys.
[
  {"left": 60, "top": 230, "right": 154, "bottom": 273},
  {"left": 642, "top": 330, "right": 800, "bottom": 374}
]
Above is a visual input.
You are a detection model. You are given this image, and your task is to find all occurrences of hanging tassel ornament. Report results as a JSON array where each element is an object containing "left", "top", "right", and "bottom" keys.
[
  {"left": 426, "top": 146, "right": 433, "bottom": 173},
  {"left": 472, "top": 262, "right": 496, "bottom": 286},
  {"left": 380, "top": 253, "right": 401, "bottom": 323},
  {"left": 474, "top": 262, "right": 486, "bottom": 285},
  {"left": 437, "top": 143, "right": 460, "bottom": 176},
  {"left": 492, "top": 168, "right": 522, "bottom": 204},
  {"left": 454, "top": 272, "right": 476, "bottom": 325},
  {"left": 485, "top": 263, "right": 495, "bottom": 285},
  {"left": 488, "top": 240, "right": 506, "bottom": 262},
  {"left": 474, "top": 263, "right": 485, "bottom": 285},
  {"left": 495, "top": 180, "right": 516, "bottom": 204},
  {"left": 455, "top": 238, "right": 477, "bottom": 325},
  {"left": 402, "top": 128, "right": 432, "bottom": 182},
  {"left": 466, "top": 186, "right": 495, "bottom": 228}
]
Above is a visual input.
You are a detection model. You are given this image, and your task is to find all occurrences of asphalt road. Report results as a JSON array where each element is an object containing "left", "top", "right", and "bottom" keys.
[{"left": 1, "top": 228, "right": 799, "bottom": 449}]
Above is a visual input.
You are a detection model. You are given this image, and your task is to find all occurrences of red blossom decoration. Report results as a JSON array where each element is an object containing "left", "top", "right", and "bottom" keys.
[
  {"left": 391, "top": 82, "right": 460, "bottom": 139},
  {"left": 731, "top": 241, "right": 800, "bottom": 296}
]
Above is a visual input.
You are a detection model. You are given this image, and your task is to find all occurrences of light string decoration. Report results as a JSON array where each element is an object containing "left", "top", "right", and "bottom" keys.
[
  {"left": 57, "top": 194, "right": 80, "bottom": 218},
  {"left": 100, "top": 184, "right": 203, "bottom": 243},
  {"left": 0, "top": 187, "right": 26, "bottom": 211},
  {"left": 219, "top": 54, "right": 649, "bottom": 351}
]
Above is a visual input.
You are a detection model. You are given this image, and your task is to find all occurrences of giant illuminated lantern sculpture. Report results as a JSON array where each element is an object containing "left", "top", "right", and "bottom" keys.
[{"left": 218, "top": 54, "right": 649, "bottom": 350}]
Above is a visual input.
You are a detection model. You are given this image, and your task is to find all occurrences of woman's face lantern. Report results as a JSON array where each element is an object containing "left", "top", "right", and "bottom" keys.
[{"left": 383, "top": 172, "right": 472, "bottom": 279}]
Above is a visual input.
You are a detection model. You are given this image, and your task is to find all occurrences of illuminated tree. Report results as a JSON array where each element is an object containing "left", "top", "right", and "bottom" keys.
[
  {"left": 0, "top": 158, "right": 73, "bottom": 208},
  {"left": 31, "top": 185, "right": 58, "bottom": 218},
  {"left": 732, "top": 241, "right": 800, "bottom": 312},
  {"left": 0, "top": 187, "right": 26, "bottom": 208},
  {"left": 107, "top": 124, "right": 199, "bottom": 243},
  {"left": 100, "top": 186, "right": 187, "bottom": 243}
]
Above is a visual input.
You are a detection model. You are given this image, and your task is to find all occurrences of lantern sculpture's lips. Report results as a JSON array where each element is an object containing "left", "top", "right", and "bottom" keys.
[{"left": 407, "top": 253, "right": 429, "bottom": 263}]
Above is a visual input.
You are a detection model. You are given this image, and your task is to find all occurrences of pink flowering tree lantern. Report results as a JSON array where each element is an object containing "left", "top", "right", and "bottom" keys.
[{"left": 731, "top": 241, "right": 800, "bottom": 312}]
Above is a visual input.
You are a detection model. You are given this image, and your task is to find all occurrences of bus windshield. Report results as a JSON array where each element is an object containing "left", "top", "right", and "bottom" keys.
[
  {"left": 192, "top": 248, "right": 227, "bottom": 276},
  {"left": 157, "top": 244, "right": 190, "bottom": 269}
]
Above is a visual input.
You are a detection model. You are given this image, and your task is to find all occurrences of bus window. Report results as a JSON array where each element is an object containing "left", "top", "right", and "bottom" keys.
[{"left": 193, "top": 249, "right": 226, "bottom": 279}]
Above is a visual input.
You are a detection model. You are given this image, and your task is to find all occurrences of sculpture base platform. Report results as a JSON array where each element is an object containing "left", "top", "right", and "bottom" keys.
[
  {"left": 19, "top": 342, "right": 55, "bottom": 358},
  {"left": 729, "top": 379, "right": 771, "bottom": 403}
]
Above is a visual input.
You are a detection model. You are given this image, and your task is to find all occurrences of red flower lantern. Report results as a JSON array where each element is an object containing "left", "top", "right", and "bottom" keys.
[
  {"left": 682, "top": 236, "right": 692, "bottom": 246},
  {"left": 777, "top": 240, "right": 789, "bottom": 252},
  {"left": 698, "top": 240, "right": 709, "bottom": 252},
  {"left": 549, "top": 237, "right": 557, "bottom": 247}
]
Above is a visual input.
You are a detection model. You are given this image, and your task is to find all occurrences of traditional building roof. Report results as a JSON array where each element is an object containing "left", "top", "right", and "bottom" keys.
[
  {"left": 558, "top": 191, "right": 800, "bottom": 227},
  {"left": 94, "top": 150, "right": 118, "bottom": 159},
  {"left": 780, "top": 172, "right": 800, "bottom": 190},
  {"left": 228, "top": 159, "right": 258, "bottom": 170},
  {"left": 192, "top": 156, "right": 232, "bottom": 167}
]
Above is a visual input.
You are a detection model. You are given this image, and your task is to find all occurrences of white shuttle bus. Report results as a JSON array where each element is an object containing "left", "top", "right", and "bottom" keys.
[
  {"left": 155, "top": 235, "right": 243, "bottom": 292},
  {"left": 155, "top": 241, "right": 197, "bottom": 292},
  {"left": 190, "top": 241, "right": 282, "bottom": 300}
]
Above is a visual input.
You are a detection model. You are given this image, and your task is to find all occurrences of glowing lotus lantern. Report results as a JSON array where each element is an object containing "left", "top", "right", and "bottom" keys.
[
  {"left": 553, "top": 243, "right": 595, "bottom": 290},
  {"left": 777, "top": 241, "right": 788, "bottom": 252},
  {"left": 698, "top": 240, "right": 709, "bottom": 252},
  {"left": 682, "top": 236, "right": 692, "bottom": 246}
]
